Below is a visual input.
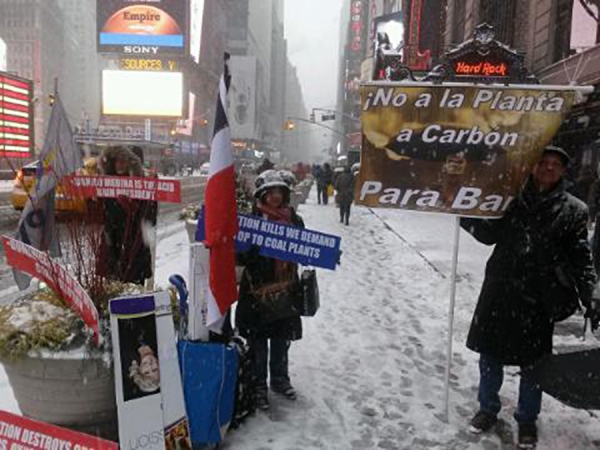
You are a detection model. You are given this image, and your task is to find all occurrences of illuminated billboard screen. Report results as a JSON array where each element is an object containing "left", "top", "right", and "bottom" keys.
[
  {"left": 373, "top": 12, "right": 404, "bottom": 55},
  {"left": 0, "top": 72, "right": 33, "bottom": 158},
  {"left": 102, "top": 70, "right": 184, "bottom": 117},
  {"left": 97, "top": 0, "right": 187, "bottom": 55}
]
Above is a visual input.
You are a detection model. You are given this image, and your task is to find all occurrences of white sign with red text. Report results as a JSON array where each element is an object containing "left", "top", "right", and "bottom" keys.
[
  {"left": 2, "top": 236, "right": 100, "bottom": 344},
  {"left": 63, "top": 175, "right": 181, "bottom": 203},
  {"left": 0, "top": 410, "right": 118, "bottom": 450}
]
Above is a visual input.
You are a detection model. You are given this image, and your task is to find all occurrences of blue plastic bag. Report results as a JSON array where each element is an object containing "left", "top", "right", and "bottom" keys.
[{"left": 177, "top": 341, "right": 239, "bottom": 445}]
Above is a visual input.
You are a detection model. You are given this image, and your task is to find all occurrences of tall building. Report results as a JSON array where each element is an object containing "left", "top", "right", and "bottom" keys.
[
  {"left": 0, "top": 37, "right": 6, "bottom": 71},
  {"left": 284, "top": 59, "right": 310, "bottom": 162},
  {"left": 403, "top": 0, "right": 447, "bottom": 70},
  {"left": 0, "top": 0, "right": 65, "bottom": 151},
  {"left": 226, "top": 0, "right": 273, "bottom": 151},
  {"left": 56, "top": 0, "right": 101, "bottom": 128},
  {"left": 192, "top": 0, "right": 227, "bottom": 147},
  {"left": 337, "top": 0, "right": 369, "bottom": 157},
  {"left": 225, "top": 0, "right": 307, "bottom": 160},
  {"left": 269, "top": 0, "right": 286, "bottom": 154},
  {"left": 444, "top": 0, "right": 575, "bottom": 72}
]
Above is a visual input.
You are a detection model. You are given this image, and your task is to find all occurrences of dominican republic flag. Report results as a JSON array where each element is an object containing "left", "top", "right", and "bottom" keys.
[{"left": 204, "top": 54, "right": 239, "bottom": 328}]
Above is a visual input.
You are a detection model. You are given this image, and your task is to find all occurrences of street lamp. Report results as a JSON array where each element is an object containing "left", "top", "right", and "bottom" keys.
[{"left": 284, "top": 116, "right": 348, "bottom": 138}]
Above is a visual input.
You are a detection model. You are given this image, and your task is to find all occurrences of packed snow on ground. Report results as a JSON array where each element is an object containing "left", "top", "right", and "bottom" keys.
[
  {"left": 221, "top": 193, "right": 600, "bottom": 449},
  {"left": 1, "top": 190, "right": 600, "bottom": 449}
]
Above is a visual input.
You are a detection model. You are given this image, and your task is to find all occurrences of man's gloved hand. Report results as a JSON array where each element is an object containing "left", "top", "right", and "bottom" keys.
[{"left": 584, "top": 298, "right": 600, "bottom": 332}]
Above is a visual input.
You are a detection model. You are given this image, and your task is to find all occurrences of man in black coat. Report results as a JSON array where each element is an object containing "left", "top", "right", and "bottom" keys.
[
  {"left": 317, "top": 163, "right": 333, "bottom": 205},
  {"left": 334, "top": 165, "right": 355, "bottom": 225},
  {"left": 461, "top": 146, "right": 598, "bottom": 449}
]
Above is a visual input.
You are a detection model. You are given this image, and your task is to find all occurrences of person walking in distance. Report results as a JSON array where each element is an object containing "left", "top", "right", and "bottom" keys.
[
  {"left": 335, "top": 165, "right": 355, "bottom": 225},
  {"left": 317, "top": 163, "right": 333, "bottom": 205},
  {"left": 461, "top": 146, "right": 598, "bottom": 449}
]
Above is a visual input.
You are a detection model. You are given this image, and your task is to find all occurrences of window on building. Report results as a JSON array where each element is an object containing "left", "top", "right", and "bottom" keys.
[
  {"left": 452, "top": 0, "right": 466, "bottom": 44},
  {"left": 480, "top": 0, "right": 517, "bottom": 46},
  {"left": 554, "top": 0, "right": 574, "bottom": 62}
]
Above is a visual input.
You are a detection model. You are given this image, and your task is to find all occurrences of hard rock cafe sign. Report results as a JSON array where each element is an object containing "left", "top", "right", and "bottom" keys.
[
  {"left": 424, "top": 23, "right": 536, "bottom": 84},
  {"left": 375, "top": 23, "right": 537, "bottom": 84}
]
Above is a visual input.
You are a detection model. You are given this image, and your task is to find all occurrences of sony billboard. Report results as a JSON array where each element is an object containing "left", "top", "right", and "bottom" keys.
[{"left": 97, "top": 0, "right": 188, "bottom": 55}]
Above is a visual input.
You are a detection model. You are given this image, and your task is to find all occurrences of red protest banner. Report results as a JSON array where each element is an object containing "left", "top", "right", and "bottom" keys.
[
  {"left": 1, "top": 236, "right": 100, "bottom": 345},
  {"left": 62, "top": 175, "right": 181, "bottom": 203},
  {"left": 0, "top": 410, "right": 118, "bottom": 450}
]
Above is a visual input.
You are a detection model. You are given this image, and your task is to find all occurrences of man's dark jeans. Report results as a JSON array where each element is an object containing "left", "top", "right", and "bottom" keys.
[
  {"left": 339, "top": 202, "right": 351, "bottom": 225},
  {"left": 478, "top": 354, "right": 542, "bottom": 424},
  {"left": 592, "top": 224, "right": 600, "bottom": 274},
  {"left": 250, "top": 338, "right": 291, "bottom": 390}
]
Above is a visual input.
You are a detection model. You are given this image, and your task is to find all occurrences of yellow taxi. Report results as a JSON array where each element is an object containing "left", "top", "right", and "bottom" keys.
[{"left": 11, "top": 158, "right": 98, "bottom": 212}]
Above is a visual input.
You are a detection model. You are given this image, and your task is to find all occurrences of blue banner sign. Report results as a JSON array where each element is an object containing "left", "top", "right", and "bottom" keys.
[{"left": 195, "top": 212, "right": 341, "bottom": 270}]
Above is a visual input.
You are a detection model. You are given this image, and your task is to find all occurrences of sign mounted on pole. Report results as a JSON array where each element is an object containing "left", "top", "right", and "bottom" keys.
[{"left": 356, "top": 82, "right": 588, "bottom": 217}]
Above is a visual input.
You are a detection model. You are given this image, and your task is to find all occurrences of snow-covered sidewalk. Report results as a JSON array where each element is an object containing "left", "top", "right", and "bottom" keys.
[
  {"left": 223, "top": 194, "right": 600, "bottom": 449},
  {"left": 1, "top": 191, "right": 599, "bottom": 449}
]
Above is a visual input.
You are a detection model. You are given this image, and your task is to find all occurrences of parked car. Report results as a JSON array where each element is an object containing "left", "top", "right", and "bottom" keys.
[{"left": 11, "top": 158, "right": 98, "bottom": 212}]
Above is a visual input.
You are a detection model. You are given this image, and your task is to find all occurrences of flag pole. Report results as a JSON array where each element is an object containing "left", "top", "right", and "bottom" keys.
[{"left": 443, "top": 215, "right": 461, "bottom": 422}]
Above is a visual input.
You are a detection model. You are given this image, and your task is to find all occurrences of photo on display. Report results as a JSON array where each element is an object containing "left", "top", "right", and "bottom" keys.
[
  {"left": 164, "top": 417, "right": 193, "bottom": 450},
  {"left": 117, "top": 313, "right": 161, "bottom": 402}
]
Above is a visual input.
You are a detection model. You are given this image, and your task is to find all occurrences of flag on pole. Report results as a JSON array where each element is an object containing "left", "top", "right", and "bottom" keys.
[
  {"left": 13, "top": 92, "right": 81, "bottom": 290},
  {"left": 204, "top": 54, "right": 239, "bottom": 328}
]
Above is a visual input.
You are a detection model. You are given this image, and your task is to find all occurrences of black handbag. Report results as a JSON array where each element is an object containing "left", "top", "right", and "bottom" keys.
[{"left": 296, "top": 269, "right": 320, "bottom": 317}]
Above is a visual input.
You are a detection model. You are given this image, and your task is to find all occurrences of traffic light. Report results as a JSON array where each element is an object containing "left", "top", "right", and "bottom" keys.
[
  {"left": 48, "top": 94, "right": 56, "bottom": 106},
  {"left": 284, "top": 120, "right": 295, "bottom": 130}
]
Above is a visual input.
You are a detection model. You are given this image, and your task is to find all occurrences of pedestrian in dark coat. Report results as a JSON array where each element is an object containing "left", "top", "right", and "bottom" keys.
[
  {"left": 334, "top": 165, "right": 355, "bottom": 225},
  {"left": 256, "top": 158, "right": 274, "bottom": 174},
  {"left": 317, "top": 163, "right": 333, "bottom": 205},
  {"left": 99, "top": 146, "right": 157, "bottom": 285},
  {"left": 461, "top": 146, "right": 597, "bottom": 448},
  {"left": 236, "top": 170, "right": 304, "bottom": 411},
  {"left": 587, "top": 166, "right": 600, "bottom": 273}
]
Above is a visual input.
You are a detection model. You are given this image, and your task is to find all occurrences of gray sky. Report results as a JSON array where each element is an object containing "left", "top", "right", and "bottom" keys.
[{"left": 284, "top": 0, "right": 343, "bottom": 113}]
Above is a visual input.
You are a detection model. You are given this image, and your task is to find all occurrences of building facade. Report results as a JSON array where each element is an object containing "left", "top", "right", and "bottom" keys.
[
  {"left": 444, "top": 0, "right": 575, "bottom": 73},
  {"left": 0, "top": 37, "right": 6, "bottom": 71},
  {"left": 56, "top": 0, "right": 101, "bottom": 129},
  {"left": 0, "top": 0, "right": 65, "bottom": 152},
  {"left": 225, "top": 0, "right": 310, "bottom": 162}
]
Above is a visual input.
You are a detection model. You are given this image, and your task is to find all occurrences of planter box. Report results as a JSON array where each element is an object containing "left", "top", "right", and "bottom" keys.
[
  {"left": 185, "top": 219, "right": 198, "bottom": 242},
  {"left": 3, "top": 352, "right": 118, "bottom": 441}
]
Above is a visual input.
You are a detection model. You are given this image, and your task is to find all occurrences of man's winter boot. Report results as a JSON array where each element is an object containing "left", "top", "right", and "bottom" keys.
[
  {"left": 271, "top": 383, "right": 297, "bottom": 400},
  {"left": 469, "top": 410, "right": 497, "bottom": 434},
  {"left": 517, "top": 422, "right": 537, "bottom": 449}
]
